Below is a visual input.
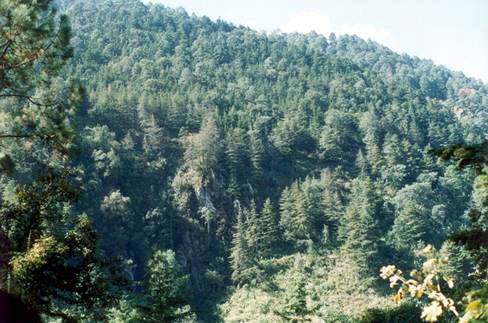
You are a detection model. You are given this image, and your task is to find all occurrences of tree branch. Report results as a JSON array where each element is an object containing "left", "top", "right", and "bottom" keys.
[
  {"left": 0, "top": 93, "right": 56, "bottom": 107},
  {"left": 0, "top": 134, "right": 33, "bottom": 139}
]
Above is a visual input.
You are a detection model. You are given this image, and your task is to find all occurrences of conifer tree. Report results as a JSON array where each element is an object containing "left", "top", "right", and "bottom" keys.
[
  {"left": 388, "top": 179, "right": 438, "bottom": 251},
  {"left": 230, "top": 206, "right": 253, "bottom": 285},
  {"left": 360, "top": 108, "right": 382, "bottom": 175},
  {"left": 249, "top": 127, "right": 265, "bottom": 179},
  {"left": 320, "top": 170, "right": 345, "bottom": 246},
  {"left": 319, "top": 109, "right": 360, "bottom": 167},
  {"left": 280, "top": 182, "right": 313, "bottom": 248},
  {"left": 301, "top": 177, "right": 324, "bottom": 242},
  {"left": 291, "top": 182, "right": 313, "bottom": 242},
  {"left": 279, "top": 186, "right": 294, "bottom": 242},
  {"left": 280, "top": 267, "right": 311, "bottom": 322},
  {"left": 226, "top": 128, "right": 247, "bottom": 184},
  {"left": 143, "top": 250, "right": 192, "bottom": 321},
  {"left": 0, "top": 0, "right": 117, "bottom": 319},
  {"left": 258, "top": 198, "right": 280, "bottom": 257},
  {"left": 245, "top": 201, "right": 260, "bottom": 255},
  {"left": 340, "top": 177, "right": 382, "bottom": 276},
  {"left": 389, "top": 201, "right": 432, "bottom": 251}
]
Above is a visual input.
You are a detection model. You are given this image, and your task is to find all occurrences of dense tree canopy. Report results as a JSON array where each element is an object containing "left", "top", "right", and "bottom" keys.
[{"left": 1, "top": 0, "right": 487, "bottom": 321}]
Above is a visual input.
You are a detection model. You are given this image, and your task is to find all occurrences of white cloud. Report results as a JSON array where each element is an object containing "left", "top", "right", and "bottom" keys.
[{"left": 281, "top": 11, "right": 392, "bottom": 45}]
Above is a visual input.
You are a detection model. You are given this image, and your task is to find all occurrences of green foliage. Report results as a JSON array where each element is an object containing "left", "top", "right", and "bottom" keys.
[
  {"left": 460, "top": 283, "right": 488, "bottom": 323},
  {"left": 142, "top": 249, "right": 192, "bottom": 322},
  {"left": 257, "top": 198, "right": 280, "bottom": 258},
  {"left": 230, "top": 205, "right": 255, "bottom": 285},
  {"left": 278, "top": 268, "right": 311, "bottom": 322},
  {"left": 221, "top": 253, "right": 394, "bottom": 322},
  {"left": 0, "top": 0, "right": 72, "bottom": 95},
  {"left": 359, "top": 301, "right": 422, "bottom": 323},
  {"left": 455, "top": 166, "right": 488, "bottom": 280},
  {"left": 0, "top": 0, "right": 124, "bottom": 320},
  {"left": 2, "top": 0, "right": 486, "bottom": 320},
  {"left": 339, "top": 176, "right": 382, "bottom": 277}
]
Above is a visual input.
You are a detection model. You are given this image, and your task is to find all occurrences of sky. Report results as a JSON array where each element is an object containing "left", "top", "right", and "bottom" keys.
[{"left": 146, "top": 0, "right": 488, "bottom": 82}]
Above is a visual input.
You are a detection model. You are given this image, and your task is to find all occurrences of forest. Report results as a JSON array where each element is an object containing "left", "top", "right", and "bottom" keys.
[{"left": 0, "top": 0, "right": 487, "bottom": 322}]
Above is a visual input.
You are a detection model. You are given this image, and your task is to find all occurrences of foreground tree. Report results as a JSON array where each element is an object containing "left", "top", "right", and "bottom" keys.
[
  {"left": 0, "top": 0, "right": 119, "bottom": 320},
  {"left": 379, "top": 143, "right": 488, "bottom": 323},
  {"left": 380, "top": 245, "right": 459, "bottom": 322}
]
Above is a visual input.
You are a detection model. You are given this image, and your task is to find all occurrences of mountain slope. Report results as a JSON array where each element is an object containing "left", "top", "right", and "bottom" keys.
[{"left": 58, "top": 0, "right": 487, "bottom": 320}]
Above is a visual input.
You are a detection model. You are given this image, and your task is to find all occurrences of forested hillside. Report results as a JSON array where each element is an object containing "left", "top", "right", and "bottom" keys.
[{"left": 1, "top": 0, "right": 487, "bottom": 321}]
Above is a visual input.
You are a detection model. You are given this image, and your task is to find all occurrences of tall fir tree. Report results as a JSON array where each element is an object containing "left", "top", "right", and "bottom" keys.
[
  {"left": 339, "top": 176, "right": 382, "bottom": 277},
  {"left": 388, "top": 178, "right": 438, "bottom": 251},
  {"left": 245, "top": 201, "right": 260, "bottom": 256},
  {"left": 257, "top": 198, "right": 280, "bottom": 257},
  {"left": 320, "top": 170, "right": 345, "bottom": 247},
  {"left": 143, "top": 249, "right": 192, "bottom": 321},
  {"left": 280, "top": 182, "right": 313, "bottom": 249},
  {"left": 230, "top": 206, "right": 253, "bottom": 285}
]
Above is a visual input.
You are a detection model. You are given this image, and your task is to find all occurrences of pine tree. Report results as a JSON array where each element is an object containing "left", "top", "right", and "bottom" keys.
[
  {"left": 258, "top": 198, "right": 280, "bottom": 257},
  {"left": 389, "top": 201, "right": 431, "bottom": 251},
  {"left": 230, "top": 206, "right": 253, "bottom": 284},
  {"left": 355, "top": 150, "right": 369, "bottom": 175},
  {"left": 141, "top": 114, "right": 164, "bottom": 159},
  {"left": 280, "top": 182, "right": 312, "bottom": 248},
  {"left": 279, "top": 186, "right": 294, "bottom": 242},
  {"left": 319, "top": 109, "right": 360, "bottom": 168},
  {"left": 0, "top": 1, "right": 115, "bottom": 319},
  {"left": 360, "top": 107, "right": 382, "bottom": 174},
  {"left": 291, "top": 182, "right": 312, "bottom": 243},
  {"left": 245, "top": 201, "right": 259, "bottom": 255},
  {"left": 320, "top": 170, "right": 345, "bottom": 246},
  {"left": 144, "top": 250, "right": 192, "bottom": 321},
  {"left": 280, "top": 267, "right": 311, "bottom": 322},
  {"left": 301, "top": 177, "right": 324, "bottom": 242},
  {"left": 382, "top": 133, "right": 403, "bottom": 167},
  {"left": 0, "top": 0, "right": 72, "bottom": 98},
  {"left": 340, "top": 177, "right": 382, "bottom": 276},
  {"left": 226, "top": 128, "right": 247, "bottom": 184},
  {"left": 388, "top": 179, "right": 438, "bottom": 251},
  {"left": 249, "top": 127, "right": 265, "bottom": 179}
]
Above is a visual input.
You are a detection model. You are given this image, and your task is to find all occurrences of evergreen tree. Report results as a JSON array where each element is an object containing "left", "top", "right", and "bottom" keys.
[
  {"left": 434, "top": 143, "right": 488, "bottom": 322},
  {"left": 143, "top": 249, "right": 192, "bottom": 322},
  {"left": 279, "top": 186, "right": 294, "bottom": 242},
  {"left": 359, "top": 107, "right": 382, "bottom": 175},
  {"left": 257, "top": 198, "right": 280, "bottom": 257},
  {"left": 230, "top": 206, "right": 253, "bottom": 285},
  {"left": 245, "top": 201, "right": 260, "bottom": 256},
  {"left": 340, "top": 177, "right": 382, "bottom": 277},
  {"left": 0, "top": 0, "right": 72, "bottom": 98},
  {"left": 0, "top": 0, "right": 118, "bottom": 319},
  {"left": 280, "top": 182, "right": 313, "bottom": 249},
  {"left": 320, "top": 170, "right": 345, "bottom": 246},
  {"left": 225, "top": 128, "right": 248, "bottom": 198},
  {"left": 280, "top": 267, "right": 311, "bottom": 322},
  {"left": 301, "top": 177, "right": 324, "bottom": 243},
  {"left": 5, "top": 0, "right": 485, "bottom": 319},
  {"left": 389, "top": 201, "right": 432, "bottom": 251},
  {"left": 249, "top": 125, "right": 266, "bottom": 187},
  {"left": 319, "top": 109, "right": 361, "bottom": 168},
  {"left": 388, "top": 178, "right": 438, "bottom": 251}
]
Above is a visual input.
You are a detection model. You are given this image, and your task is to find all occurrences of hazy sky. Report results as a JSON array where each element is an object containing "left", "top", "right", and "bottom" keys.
[{"left": 146, "top": 0, "right": 488, "bottom": 82}]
